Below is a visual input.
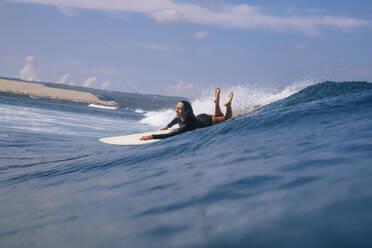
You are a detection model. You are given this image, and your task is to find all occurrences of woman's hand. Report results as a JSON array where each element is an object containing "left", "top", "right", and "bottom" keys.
[
  {"left": 160, "top": 126, "right": 168, "bottom": 131},
  {"left": 140, "top": 135, "right": 153, "bottom": 141}
]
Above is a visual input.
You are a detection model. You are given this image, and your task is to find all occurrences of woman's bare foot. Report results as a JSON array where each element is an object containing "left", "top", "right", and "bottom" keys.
[
  {"left": 214, "top": 88, "right": 221, "bottom": 103},
  {"left": 224, "top": 92, "right": 234, "bottom": 106}
]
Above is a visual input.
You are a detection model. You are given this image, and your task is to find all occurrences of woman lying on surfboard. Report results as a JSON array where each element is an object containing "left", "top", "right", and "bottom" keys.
[{"left": 140, "top": 88, "right": 233, "bottom": 140}]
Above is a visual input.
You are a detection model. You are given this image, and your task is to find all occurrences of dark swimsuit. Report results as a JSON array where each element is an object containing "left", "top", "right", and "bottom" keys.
[{"left": 152, "top": 114, "right": 212, "bottom": 139}]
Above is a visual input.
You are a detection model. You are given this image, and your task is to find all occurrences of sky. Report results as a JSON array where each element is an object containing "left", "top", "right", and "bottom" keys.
[{"left": 1, "top": 0, "right": 371, "bottom": 97}]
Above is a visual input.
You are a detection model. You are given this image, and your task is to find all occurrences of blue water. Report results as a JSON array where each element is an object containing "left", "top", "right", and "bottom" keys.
[{"left": 1, "top": 81, "right": 372, "bottom": 247}]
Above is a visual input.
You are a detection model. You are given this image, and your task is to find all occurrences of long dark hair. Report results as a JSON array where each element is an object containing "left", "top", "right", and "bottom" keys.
[{"left": 179, "top": 100, "right": 201, "bottom": 126}]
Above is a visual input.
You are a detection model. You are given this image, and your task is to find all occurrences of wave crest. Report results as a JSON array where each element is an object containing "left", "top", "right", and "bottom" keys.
[
  {"left": 281, "top": 81, "right": 372, "bottom": 107},
  {"left": 139, "top": 81, "right": 313, "bottom": 127}
]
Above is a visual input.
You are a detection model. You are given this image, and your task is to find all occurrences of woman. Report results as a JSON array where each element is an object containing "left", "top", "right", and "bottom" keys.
[{"left": 140, "top": 88, "right": 233, "bottom": 140}]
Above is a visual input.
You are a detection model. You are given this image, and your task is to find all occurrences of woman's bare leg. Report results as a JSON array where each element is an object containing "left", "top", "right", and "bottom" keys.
[
  {"left": 211, "top": 91, "right": 233, "bottom": 124},
  {"left": 213, "top": 88, "right": 224, "bottom": 117},
  {"left": 224, "top": 92, "right": 233, "bottom": 120}
]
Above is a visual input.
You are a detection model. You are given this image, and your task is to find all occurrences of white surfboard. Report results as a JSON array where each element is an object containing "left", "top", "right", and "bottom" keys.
[{"left": 99, "top": 129, "right": 174, "bottom": 146}]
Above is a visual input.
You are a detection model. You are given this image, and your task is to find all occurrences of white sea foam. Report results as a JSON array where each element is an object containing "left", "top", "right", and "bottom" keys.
[
  {"left": 139, "top": 109, "right": 175, "bottom": 128},
  {"left": 135, "top": 108, "right": 146, "bottom": 113},
  {"left": 0, "top": 103, "right": 147, "bottom": 137},
  {"left": 139, "top": 80, "right": 315, "bottom": 128},
  {"left": 88, "top": 104, "right": 118, "bottom": 110}
]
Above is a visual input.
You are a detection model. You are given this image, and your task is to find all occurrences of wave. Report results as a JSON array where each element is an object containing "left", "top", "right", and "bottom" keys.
[
  {"left": 0, "top": 98, "right": 148, "bottom": 138},
  {"left": 279, "top": 81, "right": 372, "bottom": 107},
  {"left": 2, "top": 78, "right": 372, "bottom": 248},
  {"left": 229, "top": 81, "right": 372, "bottom": 132},
  {"left": 135, "top": 108, "right": 146, "bottom": 113},
  {"left": 88, "top": 103, "right": 118, "bottom": 110},
  {"left": 139, "top": 81, "right": 372, "bottom": 128},
  {"left": 139, "top": 81, "right": 314, "bottom": 128}
]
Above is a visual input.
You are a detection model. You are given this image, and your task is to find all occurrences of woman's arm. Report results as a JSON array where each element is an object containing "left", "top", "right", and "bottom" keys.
[
  {"left": 166, "top": 117, "right": 179, "bottom": 128},
  {"left": 152, "top": 125, "right": 190, "bottom": 139},
  {"left": 140, "top": 127, "right": 185, "bottom": 140},
  {"left": 140, "top": 117, "right": 183, "bottom": 140}
]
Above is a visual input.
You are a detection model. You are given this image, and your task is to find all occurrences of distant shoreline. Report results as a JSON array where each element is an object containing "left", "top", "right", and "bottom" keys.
[{"left": 0, "top": 78, "right": 119, "bottom": 107}]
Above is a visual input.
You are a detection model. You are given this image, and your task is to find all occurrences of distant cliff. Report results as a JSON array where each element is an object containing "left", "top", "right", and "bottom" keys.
[{"left": 0, "top": 78, "right": 119, "bottom": 107}]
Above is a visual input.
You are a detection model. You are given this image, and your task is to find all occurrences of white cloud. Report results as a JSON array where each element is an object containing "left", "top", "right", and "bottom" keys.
[
  {"left": 26, "top": 56, "right": 35, "bottom": 63},
  {"left": 193, "top": 31, "right": 208, "bottom": 39},
  {"left": 165, "top": 80, "right": 195, "bottom": 98},
  {"left": 83, "top": 77, "right": 97, "bottom": 87},
  {"left": 149, "top": 8, "right": 183, "bottom": 23},
  {"left": 57, "top": 73, "right": 70, "bottom": 84},
  {"left": 100, "top": 81, "right": 111, "bottom": 90},
  {"left": 9, "top": 0, "right": 371, "bottom": 34},
  {"left": 17, "top": 56, "right": 39, "bottom": 81}
]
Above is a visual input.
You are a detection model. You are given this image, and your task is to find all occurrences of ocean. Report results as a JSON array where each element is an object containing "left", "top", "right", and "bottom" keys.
[{"left": 1, "top": 81, "right": 372, "bottom": 247}]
